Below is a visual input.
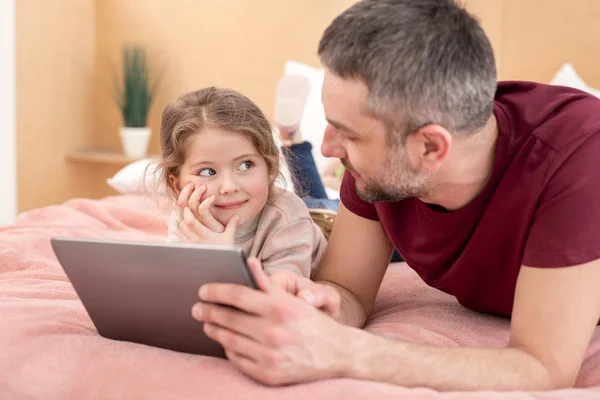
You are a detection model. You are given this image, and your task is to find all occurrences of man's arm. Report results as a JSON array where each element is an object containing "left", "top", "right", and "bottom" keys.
[
  {"left": 192, "top": 252, "right": 599, "bottom": 390},
  {"left": 312, "top": 202, "right": 394, "bottom": 327},
  {"left": 342, "top": 259, "right": 600, "bottom": 390}
]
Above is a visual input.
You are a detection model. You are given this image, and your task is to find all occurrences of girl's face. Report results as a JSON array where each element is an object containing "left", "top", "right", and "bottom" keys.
[{"left": 170, "top": 128, "right": 271, "bottom": 227}]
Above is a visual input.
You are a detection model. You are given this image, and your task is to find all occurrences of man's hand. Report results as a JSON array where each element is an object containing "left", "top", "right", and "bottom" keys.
[
  {"left": 191, "top": 258, "right": 359, "bottom": 385},
  {"left": 176, "top": 183, "right": 239, "bottom": 245},
  {"left": 268, "top": 269, "right": 341, "bottom": 319}
]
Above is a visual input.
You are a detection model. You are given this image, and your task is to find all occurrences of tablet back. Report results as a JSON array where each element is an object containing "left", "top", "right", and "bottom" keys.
[{"left": 51, "top": 237, "right": 256, "bottom": 358}]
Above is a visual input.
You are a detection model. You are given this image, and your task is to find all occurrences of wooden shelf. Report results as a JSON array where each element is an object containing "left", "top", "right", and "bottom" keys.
[{"left": 66, "top": 149, "right": 159, "bottom": 166}]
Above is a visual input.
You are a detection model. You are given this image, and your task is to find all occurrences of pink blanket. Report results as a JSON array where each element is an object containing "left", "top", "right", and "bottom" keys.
[{"left": 1, "top": 195, "right": 599, "bottom": 399}]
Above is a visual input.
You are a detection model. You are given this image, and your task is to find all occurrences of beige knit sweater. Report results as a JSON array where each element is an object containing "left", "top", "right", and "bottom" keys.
[{"left": 167, "top": 190, "right": 327, "bottom": 278}]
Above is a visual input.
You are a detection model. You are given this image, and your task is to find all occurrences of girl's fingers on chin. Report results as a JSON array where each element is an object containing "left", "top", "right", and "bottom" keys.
[{"left": 199, "top": 195, "right": 216, "bottom": 210}]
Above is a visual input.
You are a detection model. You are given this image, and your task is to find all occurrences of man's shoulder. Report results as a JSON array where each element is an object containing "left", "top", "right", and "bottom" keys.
[
  {"left": 495, "top": 80, "right": 600, "bottom": 151},
  {"left": 495, "top": 82, "right": 600, "bottom": 189}
]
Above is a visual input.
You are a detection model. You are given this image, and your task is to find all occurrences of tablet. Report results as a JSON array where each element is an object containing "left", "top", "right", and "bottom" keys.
[{"left": 51, "top": 236, "right": 257, "bottom": 358}]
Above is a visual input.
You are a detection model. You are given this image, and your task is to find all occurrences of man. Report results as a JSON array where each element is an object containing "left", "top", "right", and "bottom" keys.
[{"left": 192, "top": 0, "right": 600, "bottom": 391}]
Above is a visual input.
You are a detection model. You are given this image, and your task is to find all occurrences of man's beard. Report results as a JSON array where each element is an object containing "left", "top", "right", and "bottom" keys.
[{"left": 352, "top": 151, "right": 434, "bottom": 203}]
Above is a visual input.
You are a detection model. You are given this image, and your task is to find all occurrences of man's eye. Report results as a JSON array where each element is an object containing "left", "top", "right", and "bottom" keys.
[
  {"left": 198, "top": 168, "right": 216, "bottom": 177},
  {"left": 239, "top": 160, "right": 254, "bottom": 171}
]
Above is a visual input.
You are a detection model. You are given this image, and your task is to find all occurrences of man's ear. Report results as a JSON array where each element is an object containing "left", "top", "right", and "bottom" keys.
[{"left": 405, "top": 124, "right": 452, "bottom": 172}]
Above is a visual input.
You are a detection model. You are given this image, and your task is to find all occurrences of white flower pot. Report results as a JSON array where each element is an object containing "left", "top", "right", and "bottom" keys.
[{"left": 119, "top": 127, "right": 151, "bottom": 159}]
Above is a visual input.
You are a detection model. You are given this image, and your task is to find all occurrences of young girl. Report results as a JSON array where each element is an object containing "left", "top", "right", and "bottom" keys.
[{"left": 158, "top": 86, "right": 327, "bottom": 278}]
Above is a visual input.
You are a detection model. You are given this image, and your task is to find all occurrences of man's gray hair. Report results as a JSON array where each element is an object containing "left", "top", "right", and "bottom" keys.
[{"left": 318, "top": 0, "right": 497, "bottom": 137}]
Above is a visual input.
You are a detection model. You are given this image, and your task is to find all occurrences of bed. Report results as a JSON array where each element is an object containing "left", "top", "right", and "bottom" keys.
[{"left": 1, "top": 193, "right": 599, "bottom": 399}]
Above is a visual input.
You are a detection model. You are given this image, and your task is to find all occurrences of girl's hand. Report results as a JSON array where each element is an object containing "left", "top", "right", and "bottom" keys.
[
  {"left": 179, "top": 201, "right": 240, "bottom": 245},
  {"left": 178, "top": 183, "right": 227, "bottom": 233},
  {"left": 177, "top": 187, "right": 239, "bottom": 245}
]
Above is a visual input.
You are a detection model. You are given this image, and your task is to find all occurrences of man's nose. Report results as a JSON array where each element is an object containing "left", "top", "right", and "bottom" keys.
[{"left": 320, "top": 124, "right": 346, "bottom": 159}]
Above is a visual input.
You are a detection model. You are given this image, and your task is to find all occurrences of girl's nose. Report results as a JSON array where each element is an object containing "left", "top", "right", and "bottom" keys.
[{"left": 219, "top": 174, "right": 240, "bottom": 195}]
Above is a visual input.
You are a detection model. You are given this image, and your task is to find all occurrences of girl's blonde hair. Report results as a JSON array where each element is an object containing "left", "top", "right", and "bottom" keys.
[
  {"left": 157, "top": 87, "right": 281, "bottom": 199},
  {"left": 157, "top": 86, "right": 335, "bottom": 238}
]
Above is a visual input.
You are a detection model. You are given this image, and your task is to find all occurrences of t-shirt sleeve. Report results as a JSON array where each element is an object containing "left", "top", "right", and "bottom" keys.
[
  {"left": 339, "top": 170, "right": 379, "bottom": 221},
  {"left": 523, "top": 134, "right": 600, "bottom": 268}
]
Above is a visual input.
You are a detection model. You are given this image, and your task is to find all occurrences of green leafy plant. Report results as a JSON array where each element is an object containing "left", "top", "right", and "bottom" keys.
[{"left": 111, "top": 46, "right": 160, "bottom": 128}]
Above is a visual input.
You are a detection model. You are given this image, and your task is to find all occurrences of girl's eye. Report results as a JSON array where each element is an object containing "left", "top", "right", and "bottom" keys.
[
  {"left": 238, "top": 160, "right": 254, "bottom": 171},
  {"left": 198, "top": 168, "right": 216, "bottom": 177}
]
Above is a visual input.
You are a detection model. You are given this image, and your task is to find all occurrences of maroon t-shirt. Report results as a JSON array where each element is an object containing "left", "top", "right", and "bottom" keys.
[{"left": 341, "top": 81, "right": 600, "bottom": 317}]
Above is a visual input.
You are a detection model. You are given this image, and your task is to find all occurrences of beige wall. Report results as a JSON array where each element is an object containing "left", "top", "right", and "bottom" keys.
[
  {"left": 463, "top": 0, "right": 505, "bottom": 77},
  {"left": 15, "top": 0, "right": 600, "bottom": 211},
  {"left": 16, "top": 0, "right": 96, "bottom": 212},
  {"left": 93, "top": 0, "right": 356, "bottom": 156},
  {"left": 500, "top": 0, "right": 600, "bottom": 86},
  {"left": 466, "top": 0, "right": 600, "bottom": 87}
]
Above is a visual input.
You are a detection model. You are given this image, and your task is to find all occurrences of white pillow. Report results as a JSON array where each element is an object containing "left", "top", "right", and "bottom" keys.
[
  {"left": 107, "top": 158, "right": 167, "bottom": 195},
  {"left": 549, "top": 63, "right": 600, "bottom": 98}
]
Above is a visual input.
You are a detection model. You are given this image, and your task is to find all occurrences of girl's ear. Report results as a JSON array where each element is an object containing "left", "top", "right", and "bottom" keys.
[{"left": 169, "top": 174, "right": 181, "bottom": 192}]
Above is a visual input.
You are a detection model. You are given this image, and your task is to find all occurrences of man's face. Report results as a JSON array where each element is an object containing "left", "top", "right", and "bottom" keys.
[{"left": 320, "top": 69, "right": 434, "bottom": 203}]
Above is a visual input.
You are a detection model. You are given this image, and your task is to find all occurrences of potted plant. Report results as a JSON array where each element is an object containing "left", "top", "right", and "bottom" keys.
[{"left": 112, "top": 45, "right": 159, "bottom": 159}]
